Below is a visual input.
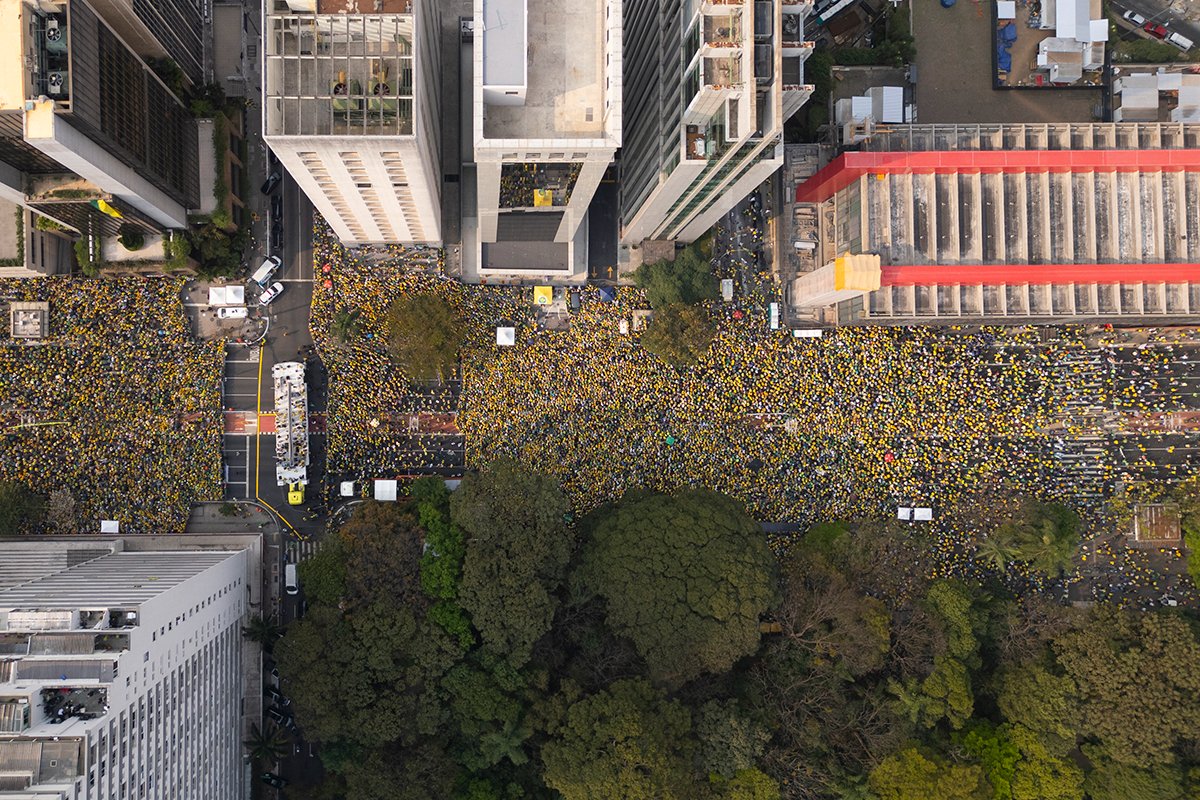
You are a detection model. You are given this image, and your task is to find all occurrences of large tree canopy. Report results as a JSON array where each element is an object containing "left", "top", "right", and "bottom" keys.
[
  {"left": 640, "top": 303, "right": 716, "bottom": 368},
  {"left": 579, "top": 489, "right": 777, "bottom": 686},
  {"left": 386, "top": 292, "right": 466, "bottom": 381},
  {"left": 451, "top": 458, "right": 574, "bottom": 666},
  {"left": 0, "top": 480, "right": 45, "bottom": 534},
  {"left": 633, "top": 243, "right": 718, "bottom": 309},
  {"left": 541, "top": 679, "right": 698, "bottom": 800}
]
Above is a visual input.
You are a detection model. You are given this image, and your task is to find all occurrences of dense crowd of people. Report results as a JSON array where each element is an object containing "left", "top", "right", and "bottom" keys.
[
  {"left": 0, "top": 278, "right": 224, "bottom": 533},
  {"left": 311, "top": 220, "right": 1198, "bottom": 603}
]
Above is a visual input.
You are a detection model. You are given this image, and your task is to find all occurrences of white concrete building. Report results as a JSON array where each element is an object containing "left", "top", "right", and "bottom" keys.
[
  {"left": 264, "top": 0, "right": 442, "bottom": 245},
  {"left": 470, "top": 0, "right": 622, "bottom": 281},
  {"left": 0, "top": 540, "right": 251, "bottom": 800}
]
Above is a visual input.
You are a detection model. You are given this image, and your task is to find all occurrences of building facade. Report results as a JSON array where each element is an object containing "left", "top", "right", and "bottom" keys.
[
  {"left": 618, "top": 0, "right": 813, "bottom": 245},
  {"left": 0, "top": 0, "right": 203, "bottom": 275},
  {"left": 0, "top": 539, "right": 251, "bottom": 800},
  {"left": 470, "top": 0, "right": 622, "bottom": 280},
  {"left": 263, "top": 0, "right": 442, "bottom": 245},
  {"left": 788, "top": 122, "right": 1200, "bottom": 324}
]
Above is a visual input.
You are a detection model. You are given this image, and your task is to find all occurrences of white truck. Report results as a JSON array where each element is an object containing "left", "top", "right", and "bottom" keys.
[{"left": 1167, "top": 31, "right": 1195, "bottom": 51}]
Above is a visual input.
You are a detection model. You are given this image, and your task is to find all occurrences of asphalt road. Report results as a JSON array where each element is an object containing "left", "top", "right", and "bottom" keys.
[{"left": 1111, "top": 0, "right": 1200, "bottom": 47}]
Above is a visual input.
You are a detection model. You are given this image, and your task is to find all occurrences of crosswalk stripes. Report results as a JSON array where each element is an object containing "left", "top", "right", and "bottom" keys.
[{"left": 286, "top": 539, "right": 323, "bottom": 564}]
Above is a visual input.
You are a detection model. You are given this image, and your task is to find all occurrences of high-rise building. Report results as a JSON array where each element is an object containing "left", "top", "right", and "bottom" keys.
[
  {"left": 0, "top": 538, "right": 254, "bottom": 800},
  {"left": 618, "top": 0, "right": 813, "bottom": 245},
  {"left": 263, "top": 0, "right": 442, "bottom": 245},
  {"left": 0, "top": 0, "right": 203, "bottom": 275},
  {"left": 470, "top": 0, "right": 622, "bottom": 279},
  {"left": 787, "top": 122, "right": 1200, "bottom": 324}
]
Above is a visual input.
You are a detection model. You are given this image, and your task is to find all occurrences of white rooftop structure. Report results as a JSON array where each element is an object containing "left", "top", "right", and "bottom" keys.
[
  {"left": 470, "top": 0, "right": 622, "bottom": 282},
  {"left": 496, "top": 326, "right": 516, "bottom": 346},
  {"left": 374, "top": 479, "right": 398, "bottom": 501},
  {"left": 1113, "top": 68, "right": 1200, "bottom": 123},
  {"left": 1037, "top": 0, "right": 1106, "bottom": 74},
  {"left": 206, "top": 285, "right": 245, "bottom": 306}
]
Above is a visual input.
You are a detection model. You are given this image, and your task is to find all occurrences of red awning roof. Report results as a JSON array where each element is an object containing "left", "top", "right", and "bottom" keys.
[
  {"left": 880, "top": 263, "right": 1200, "bottom": 286},
  {"left": 795, "top": 149, "right": 1200, "bottom": 203}
]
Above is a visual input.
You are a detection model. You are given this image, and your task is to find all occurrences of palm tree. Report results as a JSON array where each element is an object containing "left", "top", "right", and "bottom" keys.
[
  {"left": 330, "top": 308, "right": 362, "bottom": 344},
  {"left": 243, "top": 722, "right": 291, "bottom": 764},
  {"left": 474, "top": 718, "right": 532, "bottom": 769},
  {"left": 241, "top": 614, "right": 283, "bottom": 649},
  {"left": 975, "top": 535, "right": 1019, "bottom": 573}
]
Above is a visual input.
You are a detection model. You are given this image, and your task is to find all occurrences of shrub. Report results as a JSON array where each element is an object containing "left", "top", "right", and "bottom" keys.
[{"left": 117, "top": 225, "right": 145, "bottom": 251}]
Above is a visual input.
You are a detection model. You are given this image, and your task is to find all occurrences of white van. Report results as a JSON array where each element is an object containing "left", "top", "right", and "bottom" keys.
[
  {"left": 284, "top": 563, "right": 299, "bottom": 596},
  {"left": 251, "top": 255, "right": 283, "bottom": 287},
  {"left": 1167, "top": 31, "right": 1194, "bottom": 51}
]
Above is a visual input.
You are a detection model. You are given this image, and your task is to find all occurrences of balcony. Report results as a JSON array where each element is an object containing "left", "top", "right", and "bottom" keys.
[
  {"left": 704, "top": 13, "right": 742, "bottom": 50},
  {"left": 705, "top": 56, "right": 743, "bottom": 89},
  {"left": 41, "top": 687, "right": 108, "bottom": 725},
  {"left": 685, "top": 125, "right": 710, "bottom": 160}
]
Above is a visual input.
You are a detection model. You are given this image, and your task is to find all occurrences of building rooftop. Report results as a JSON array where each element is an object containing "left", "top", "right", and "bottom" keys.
[
  {"left": 0, "top": 551, "right": 238, "bottom": 609},
  {"left": 481, "top": 0, "right": 605, "bottom": 139},
  {"left": 265, "top": 13, "right": 417, "bottom": 137}
]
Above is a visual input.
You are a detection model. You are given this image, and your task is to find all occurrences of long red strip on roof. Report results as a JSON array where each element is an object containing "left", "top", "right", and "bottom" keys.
[
  {"left": 881, "top": 263, "right": 1200, "bottom": 286},
  {"left": 795, "top": 150, "right": 1200, "bottom": 203}
]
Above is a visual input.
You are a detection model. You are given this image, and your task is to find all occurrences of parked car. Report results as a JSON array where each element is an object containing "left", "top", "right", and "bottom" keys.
[
  {"left": 267, "top": 706, "right": 291, "bottom": 725},
  {"left": 261, "top": 773, "right": 288, "bottom": 788},
  {"left": 265, "top": 688, "right": 291, "bottom": 706},
  {"left": 1122, "top": 9, "right": 1146, "bottom": 25},
  {"left": 216, "top": 306, "right": 247, "bottom": 319},
  {"left": 271, "top": 193, "right": 283, "bottom": 221},
  {"left": 260, "top": 169, "right": 282, "bottom": 195},
  {"left": 259, "top": 281, "right": 285, "bottom": 306},
  {"left": 1145, "top": 21, "right": 1168, "bottom": 38},
  {"left": 1167, "top": 31, "right": 1194, "bottom": 51}
]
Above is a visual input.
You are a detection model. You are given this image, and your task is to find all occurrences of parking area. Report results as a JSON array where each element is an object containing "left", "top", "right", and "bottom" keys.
[{"left": 911, "top": 0, "right": 1102, "bottom": 122}]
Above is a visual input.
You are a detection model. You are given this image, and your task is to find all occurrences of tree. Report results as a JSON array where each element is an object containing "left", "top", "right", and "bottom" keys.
[
  {"left": 541, "top": 679, "right": 699, "bottom": 800},
  {"left": 329, "top": 308, "right": 363, "bottom": 345},
  {"left": 958, "top": 722, "right": 1020, "bottom": 800},
  {"left": 710, "top": 768, "right": 783, "bottom": 800},
  {"left": 0, "top": 481, "right": 45, "bottom": 534},
  {"left": 694, "top": 699, "right": 772, "bottom": 780},
  {"left": 337, "top": 500, "right": 428, "bottom": 611},
  {"left": 297, "top": 535, "right": 347, "bottom": 607},
  {"left": 1083, "top": 758, "right": 1187, "bottom": 800},
  {"left": 633, "top": 243, "right": 718, "bottom": 308},
  {"left": 243, "top": 722, "right": 291, "bottom": 764},
  {"left": 995, "top": 662, "right": 1078, "bottom": 752},
  {"left": 441, "top": 655, "right": 532, "bottom": 770},
  {"left": 386, "top": 292, "right": 465, "bottom": 381},
  {"left": 45, "top": 487, "right": 77, "bottom": 532},
  {"left": 578, "top": 489, "right": 777, "bottom": 686},
  {"left": 975, "top": 534, "right": 1018, "bottom": 573},
  {"left": 413, "top": 477, "right": 473, "bottom": 646},
  {"left": 995, "top": 499, "right": 1081, "bottom": 576},
  {"left": 1007, "top": 725, "right": 1084, "bottom": 800},
  {"left": 241, "top": 614, "right": 283, "bottom": 649},
  {"left": 1052, "top": 607, "right": 1200, "bottom": 764},
  {"left": 889, "top": 655, "right": 974, "bottom": 730},
  {"left": 867, "top": 748, "right": 985, "bottom": 800},
  {"left": 641, "top": 303, "right": 716, "bottom": 367},
  {"left": 452, "top": 458, "right": 573, "bottom": 666}
]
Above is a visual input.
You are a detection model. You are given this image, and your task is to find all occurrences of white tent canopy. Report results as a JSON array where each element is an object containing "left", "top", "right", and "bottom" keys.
[
  {"left": 207, "top": 285, "right": 246, "bottom": 306},
  {"left": 374, "top": 479, "right": 398, "bottom": 502}
]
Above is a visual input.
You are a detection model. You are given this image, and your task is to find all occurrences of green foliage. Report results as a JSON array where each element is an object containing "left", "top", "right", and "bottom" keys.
[
  {"left": 297, "top": 535, "right": 347, "bottom": 607},
  {"left": 241, "top": 614, "right": 283, "bottom": 649},
  {"left": 452, "top": 458, "right": 573, "bottom": 666},
  {"left": 330, "top": 308, "right": 364, "bottom": 344},
  {"left": 165, "top": 233, "right": 192, "bottom": 271},
  {"left": 1083, "top": 759, "right": 1187, "bottom": 800},
  {"left": 243, "top": 722, "right": 292, "bottom": 765},
  {"left": 710, "top": 768, "right": 782, "bottom": 800},
  {"left": 0, "top": 207, "right": 23, "bottom": 267},
  {"left": 117, "top": 224, "right": 145, "bottom": 252},
  {"left": 694, "top": 699, "right": 771, "bottom": 779},
  {"left": 541, "top": 679, "right": 698, "bottom": 800},
  {"left": 924, "top": 580, "right": 985, "bottom": 664},
  {"left": 800, "top": 521, "right": 849, "bottom": 556},
  {"left": 33, "top": 214, "right": 65, "bottom": 232},
  {"left": 212, "top": 113, "right": 230, "bottom": 214},
  {"left": 0, "top": 481, "right": 45, "bottom": 533},
  {"left": 415, "top": 477, "right": 466, "bottom": 602},
  {"left": 889, "top": 655, "right": 974, "bottom": 730},
  {"left": 995, "top": 499, "right": 1081, "bottom": 576},
  {"left": 73, "top": 237, "right": 102, "bottom": 277},
  {"left": 868, "top": 747, "right": 985, "bottom": 800},
  {"left": 387, "top": 293, "right": 467, "bottom": 381},
  {"left": 995, "top": 662, "right": 1077, "bottom": 752},
  {"left": 633, "top": 243, "right": 718, "bottom": 308},
  {"left": 959, "top": 723, "right": 1019, "bottom": 800},
  {"left": 188, "top": 219, "right": 248, "bottom": 280},
  {"left": 1187, "top": 526, "right": 1200, "bottom": 586},
  {"left": 1007, "top": 725, "right": 1084, "bottom": 800},
  {"left": 1115, "top": 37, "right": 1182, "bottom": 63},
  {"left": 442, "top": 656, "right": 531, "bottom": 770},
  {"left": 641, "top": 303, "right": 716, "bottom": 367},
  {"left": 338, "top": 500, "right": 428, "bottom": 610},
  {"left": 1053, "top": 607, "right": 1200, "bottom": 765},
  {"left": 578, "top": 488, "right": 777, "bottom": 686}
]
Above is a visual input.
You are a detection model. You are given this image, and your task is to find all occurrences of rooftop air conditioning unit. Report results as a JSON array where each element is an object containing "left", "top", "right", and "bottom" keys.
[{"left": 47, "top": 72, "right": 66, "bottom": 96}]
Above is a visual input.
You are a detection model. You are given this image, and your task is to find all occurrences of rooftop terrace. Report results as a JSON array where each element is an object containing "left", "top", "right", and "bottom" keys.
[{"left": 481, "top": 0, "right": 605, "bottom": 140}]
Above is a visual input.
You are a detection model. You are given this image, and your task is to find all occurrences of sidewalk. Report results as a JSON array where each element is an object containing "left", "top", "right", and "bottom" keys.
[{"left": 187, "top": 501, "right": 278, "bottom": 534}]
